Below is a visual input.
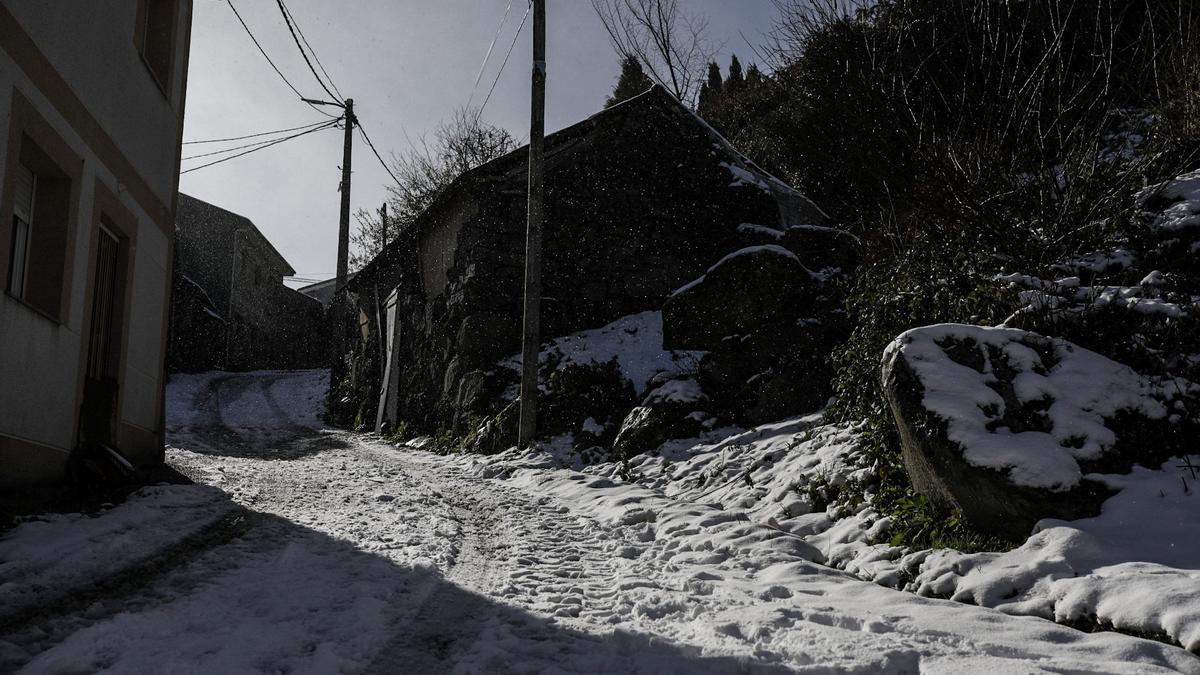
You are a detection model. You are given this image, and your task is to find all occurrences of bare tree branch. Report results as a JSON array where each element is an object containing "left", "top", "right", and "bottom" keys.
[
  {"left": 350, "top": 108, "right": 516, "bottom": 270},
  {"left": 591, "top": 0, "right": 715, "bottom": 105}
]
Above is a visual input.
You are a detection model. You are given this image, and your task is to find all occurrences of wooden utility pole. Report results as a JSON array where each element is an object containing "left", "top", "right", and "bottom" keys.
[
  {"left": 518, "top": 0, "right": 546, "bottom": 449},
  {"left": 335, "top": 98, "right": 355, "bottom": 291}
]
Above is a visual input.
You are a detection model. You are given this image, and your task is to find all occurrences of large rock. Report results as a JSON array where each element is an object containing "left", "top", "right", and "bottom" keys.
[
  {"left": 699, "top": 320, "right": 839, "bottom": 425},
  {"left": 612, "top": 377, "right": 712, "bottom": 459},
  {"left": 460, "top": 400, "right": 520, "bottom": 455},
  {"left": 883, "top": 323, "right": 1195, "bottom": 540},
  {"left": 539, "top": 358, "right": 638, "bottom": 441},
  {"left": 732, "top": 223, "right": 859, "bottom": 275},
  {"left": 662, "top": 245, "right": 816, "bottom": 351}
]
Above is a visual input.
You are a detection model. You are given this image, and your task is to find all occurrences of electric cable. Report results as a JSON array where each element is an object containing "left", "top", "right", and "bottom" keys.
[
  {"left": 466, "top": 0, "right": 514, "bottom": 109},
  {"left": 182, "top": 128, "right": 325, "bottom": 161},
  {"left": 356, "top": 121, "right": 402, "bottom": 187},
  {"left": 226, "top": 0, "right": 338, "bottom": 118},
  {"left": 181, "top": 119, "right": 341, "bottom": 175},
  {"left": 183, "top": 119, "right": 332, "bottom": 145},
  {"left": 479, "top": 1, "right": 532, "bottom": 116},
  {"left": 276, "top": 0, "right": 342, "bottom": 105},
  {"left": 277, "top": 0, "right": 344, "bottom": 101}
]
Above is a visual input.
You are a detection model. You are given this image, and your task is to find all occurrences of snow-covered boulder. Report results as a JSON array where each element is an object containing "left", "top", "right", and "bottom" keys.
[
  {"left": 612, "top": 376, "right": 714, "bottom": 458},
  {"left": 882, "top": 324, "right": 1195, "bottom": 539},
  {"left": 699, "top": 321, "right": 837, "bottom": 425},
  {"left": 662, "top": 245, "right": 816, "bottom": 351},
  {"left": 734, "top": 222, "right": 859, "bottom": 275}
]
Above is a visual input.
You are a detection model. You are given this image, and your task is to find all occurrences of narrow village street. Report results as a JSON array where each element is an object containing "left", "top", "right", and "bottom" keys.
[
  {"left": 2, "top": 370, "right": 1195, "bottom": 673},
  {"left": 4, "top": 2, "right": 1200, "bottom": 674}
]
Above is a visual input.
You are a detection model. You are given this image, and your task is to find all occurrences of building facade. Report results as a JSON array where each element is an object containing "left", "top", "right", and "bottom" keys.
[
  {"left": 171, "top": 194, "right": 325, "bottom": 372},
  {"left": 0, "top": 1, "right": 192, "bottom": 497},
  {"left": 339, "top": 86, "right": 828, "bottom": 437}
]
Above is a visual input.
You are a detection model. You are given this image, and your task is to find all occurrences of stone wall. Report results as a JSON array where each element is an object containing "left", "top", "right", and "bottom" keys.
[{"left": 344, "top": 88, "right": 828, "bottom": 439}]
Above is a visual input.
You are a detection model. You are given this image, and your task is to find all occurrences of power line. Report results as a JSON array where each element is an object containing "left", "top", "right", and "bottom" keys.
[
  {"left": 479, "top": 1, "right": 531, "bottom": 116},
  {"left": 356, "top": 120, "right": 402, "bottom": 187},
  {"left": 225, "top": 0, "right": 337, "bottom": 119},
  {"left": 276, "top": 0, "right": 342, "bottom": 105},
  {"left": 467, "top": 0, "right": 514, "bottom": 109},
  {"left": 182, "top": 129, "right": 319, "bottom": 161},
  {"left": 181, "top": 119, "right": 341, "bottom": 175},
  {"left": 277, "top": 0, "right": 344, "bottom": 101},
  {"left": 183, "top": 119, "right": 333, "bottom": 145}
]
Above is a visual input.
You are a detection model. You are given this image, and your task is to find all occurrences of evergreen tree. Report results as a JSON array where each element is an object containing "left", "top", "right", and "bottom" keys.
[
  {"left": 726, "top": 54, "right": 745, "bottom": 94},
  {"left": 745, "top": 63, "right": 764, "bottom": 90},
  {"left": 605, "top": 55, "right": 654, "bottom": 108},
  {"left": 697, "top": 61, "right": 723, "bottom": 120}
]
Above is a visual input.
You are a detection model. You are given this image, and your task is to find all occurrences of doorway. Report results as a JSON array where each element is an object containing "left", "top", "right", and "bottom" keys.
[{"left": 79, "top": 223, "right": 123, "bottom": 447}]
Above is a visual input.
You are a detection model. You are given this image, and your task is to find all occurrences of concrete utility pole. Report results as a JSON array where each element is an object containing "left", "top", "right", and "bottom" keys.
[
  {"left": 336, "top": 98, "right": 355, "bottom": 291},
  {"left": 518, "top": 0, "right": 547, "bottom": 449}
]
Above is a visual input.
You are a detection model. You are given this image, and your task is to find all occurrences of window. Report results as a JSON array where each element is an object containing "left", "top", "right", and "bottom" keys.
[
  {"left": 7, "top": 163, "right": 33, "bottom": 298},
  {"left": 5, "top": 135, "right": 74, "bottom": 320},
  {"left": 135, "top": 0, "right": 180, "bottom": 94}
]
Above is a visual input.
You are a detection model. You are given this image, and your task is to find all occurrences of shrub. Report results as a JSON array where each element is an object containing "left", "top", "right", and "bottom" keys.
[{"left": 727, "top": 0, "right": 1200, "bottom": 551}]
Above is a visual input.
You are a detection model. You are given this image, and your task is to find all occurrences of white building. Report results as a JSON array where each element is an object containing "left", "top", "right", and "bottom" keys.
[{"left": 0, "top": 1, "right": 192, "bottom": 499}]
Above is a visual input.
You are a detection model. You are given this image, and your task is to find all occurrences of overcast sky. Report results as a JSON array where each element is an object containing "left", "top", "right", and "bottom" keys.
[{"left": 179, "top": 1, "right": 779, "bottom": 284}]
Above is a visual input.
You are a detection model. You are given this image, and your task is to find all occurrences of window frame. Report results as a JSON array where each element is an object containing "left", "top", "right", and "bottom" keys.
[
  {"left": 0, "top": 89, "right": 83, "bottom": 324},
  {"left": 7, "top": 162, "right": 33, "bottom": 298},
  {"left": 133, "top": 0, "right": 181, "bottom": 98}
]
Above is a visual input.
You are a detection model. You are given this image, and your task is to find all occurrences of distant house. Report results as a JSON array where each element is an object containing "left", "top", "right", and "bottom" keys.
[
  {"left": 170, "top": 194, "right": 324, "bottom": 372},
  {"left": 337, "top": 86, "right": 827, "bottom": 436},
  {"left": 298, "top": 274, "right": 353, "bottom": 308},
  {"left": 0, "top": 1, "right": 193, "bottom": 499}
]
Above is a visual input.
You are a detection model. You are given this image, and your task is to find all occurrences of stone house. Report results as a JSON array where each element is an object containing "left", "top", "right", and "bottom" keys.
[
  {"left": 338, "top": 86, "right": 827, "bottom": 439},
  {"left": 170, "top": 193, "right": 325, "bottom": 372},
  {"left": 0, "top": 0, "right": 192, "bottom": 500}
]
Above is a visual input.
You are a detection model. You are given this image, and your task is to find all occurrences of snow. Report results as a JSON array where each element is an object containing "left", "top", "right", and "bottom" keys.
[
  {"left": 884, "top": 324, "right": 1186, "bottom": 490},
  {"left": 1139, "top": 169, "right": 1200, "bottom": 231},
  {"left": 715, "top": 243, "right": 800, "bottom": 266},
  {"left": 1055, "top": 249, "right": 1137, "bottom": 274},
  {"left": 999, "top": 271, "right": 1197, "bottom": 319},
  {"left": 736, "top": 222, "right": 785, "bottom": 240},
  {"left": 499, "top": 311, "right": 702, "bottom": 395},
  {"left": 643, "top": 377, "right": 707, "bottom": 405},
  {"left": 670, "top": 244, "right": 812, "bottom": 298},
  {"left": 462, "top": 415, "right": 1200, "bottom": 670},
  {"left": 165, "top": 369, "right": 328, "bottom": 430},
  {"left": 825, "top": 458, "right": 1200, "bottom": 653},
  {"left": 3, "top": 371, "right": 1198, "bottom": 672},
  {"left": 0, "top": 485, "right": 235, "bottom": 620}
]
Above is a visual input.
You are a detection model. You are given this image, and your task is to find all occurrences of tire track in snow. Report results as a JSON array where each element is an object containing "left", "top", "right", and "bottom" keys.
[
  {"left": 360, "top": 444, "right": 632, "bottom": 671},
  {"left": 0, "top": 509, "right": 263, "bottom": 668}
]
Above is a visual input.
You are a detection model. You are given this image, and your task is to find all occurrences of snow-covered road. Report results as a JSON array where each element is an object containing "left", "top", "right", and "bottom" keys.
[{"left": 1, "top": 370, "right": 1197, "bottom": 673}]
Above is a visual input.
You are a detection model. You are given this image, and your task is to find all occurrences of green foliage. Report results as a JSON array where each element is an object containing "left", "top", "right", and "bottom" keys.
[
  {"left": 541, "top": 358, "right": 636, "bottom": 435},
  {"left": 429, "top": 428, "right": 462, "bottom": 455},
  {"left": 606, "top": 55, "right": 655, "bottom": 108},
  {"left": 382, "top": 419, "right": 412, "bottom": 443},
  {"left": 881, "top": 486, "right": 1017, "bottom": 552},
  {"left": 729, "top": 0, "right": 1200, "bottom": 551},
  {"left": 830, "top": 236, "right": 1021, "bottom": 424},
  {"left": 750, "top": 0, "right": 1200, "bottom": 223}
]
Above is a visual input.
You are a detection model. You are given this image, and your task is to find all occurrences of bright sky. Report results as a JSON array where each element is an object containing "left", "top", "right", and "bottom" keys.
[{"left": 179, "top": 1, "right": 779, "bottom": 284}]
